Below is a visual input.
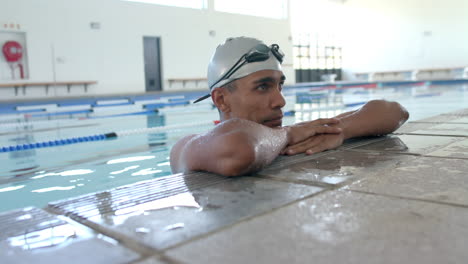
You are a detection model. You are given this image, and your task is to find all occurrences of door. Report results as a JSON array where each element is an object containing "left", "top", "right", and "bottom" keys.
[{"left": 143, "top": 36, "right": 162, "bottom": 92}]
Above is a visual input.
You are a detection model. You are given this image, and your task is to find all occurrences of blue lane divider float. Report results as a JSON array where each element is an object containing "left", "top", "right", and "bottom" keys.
[
  {"left": 0, "top": 121, "right": 215, "bottom": 153},
  {"left": 0, "top": 132, "right": 117, "bottom": 153}
]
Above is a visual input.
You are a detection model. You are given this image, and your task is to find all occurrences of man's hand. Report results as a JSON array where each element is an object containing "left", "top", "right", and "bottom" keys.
[
  {"left": 281, "top": 100, "right": 409, "bottom": 156},
  {"left": 281, "top": 132, "right": 344, "bottom": 155},
  {"left": 284, "top": 118, "right": 342, "bottom": 145}
]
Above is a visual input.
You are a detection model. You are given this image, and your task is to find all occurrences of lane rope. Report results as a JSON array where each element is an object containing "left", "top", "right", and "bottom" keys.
[{"left": 0, "top": 121, "right": 213, "bottom": 153}]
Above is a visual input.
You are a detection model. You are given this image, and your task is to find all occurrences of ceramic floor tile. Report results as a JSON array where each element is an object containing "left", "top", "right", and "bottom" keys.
[
  {"left": 412, "top": 114, "right": 461, "bottom": 123},
  {"left": 349, "top": 156, "right": 468, "bottom": 205},
  {"left": 337, "top": 136, "right": 389, "bottom": 150},
  {"left": 167, "top": 190, "right": 468, "bottom": 264},
  {"left": 425, "top": 138, "right": 468, "bottom": 159},
  {"left": 396, "top": 116, "right": 468, "bottom": 134},
  {"left": 0, "top": 207, "right": 140, "bottom": 264},
  {"left": 394, "top": 122, "right": 437, "bottom": 134},
  {"left": 444, "top": 117, "right": 468, "bottom": 123},
  {"left": 351, "top": 134, "right": 464, "bottom": 155},
  {"left": 445, "top": 108, "right": 468, "bottom": 117},
  {"left": 48, "top": 173, "right": 323, "bottom": 251},
  {"left": 410, "top": 123, "right": 468, "bottom": 136},
  {"left": 259, "top": 150, "right": 412, "bottom": 186}
]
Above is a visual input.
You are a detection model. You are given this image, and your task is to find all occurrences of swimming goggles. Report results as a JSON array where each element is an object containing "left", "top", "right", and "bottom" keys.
[{"left": 193, "top": 44, "right": 284, "bottom": 103}]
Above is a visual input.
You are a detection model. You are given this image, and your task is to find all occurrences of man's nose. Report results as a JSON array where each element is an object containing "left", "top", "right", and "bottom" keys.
[{"left": 271, "top": 87, "right": 286, "bottom": 109}]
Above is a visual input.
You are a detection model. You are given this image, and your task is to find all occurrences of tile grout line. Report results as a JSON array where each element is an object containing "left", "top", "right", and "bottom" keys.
[
  {"left": 253, "top": 174, "right": 336, "bottom": 189},
  {"left": 126, "top": 254, "right": 186, "bottom": 264},
  {"left": 393, "top": 132, "right": 468, "bottom": 138},
  {"left": 41, "top": 173, "right": 335, "bottom": 261},
  {"left": 160, "top": 174, "right": 364, "bottom": 253},
  {"left": 419, "top": 154, "right": 468, "bottom": 160},
  {"left": 408, "top": 122, "right": 468, "bottom": 124},
  {"left": 349, "top": 189, "right": 468, "bottom": 209},
  {"left": 160, "top": 186, "right": 334, "bottom": 252},
  {"left": 346, "top": 148, "right": 468, "bottom": 160},
  {"left": 44, "top": 206, "right": 171, "bottom": 261}
]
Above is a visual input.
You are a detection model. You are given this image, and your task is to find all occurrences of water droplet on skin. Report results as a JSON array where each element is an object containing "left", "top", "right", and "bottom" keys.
[
  {"left": 164, "top": 223, "right": 185, "bottom": 231},
  {"left": 135, "top": 227, "right": 150, "bottom": 234}
]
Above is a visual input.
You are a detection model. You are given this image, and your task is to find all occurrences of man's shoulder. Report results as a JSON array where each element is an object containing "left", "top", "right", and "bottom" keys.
[
  {"left": 170, "top": 134, "right": 200, "bottom": 173},
  {"left": 172, "top": 134, "right": 199, "bottom": 153}
]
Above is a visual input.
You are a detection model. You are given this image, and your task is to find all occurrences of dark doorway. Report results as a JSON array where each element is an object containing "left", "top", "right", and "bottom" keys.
[{"left": 143, "top": 36, "right": 162, "bottom": 92}]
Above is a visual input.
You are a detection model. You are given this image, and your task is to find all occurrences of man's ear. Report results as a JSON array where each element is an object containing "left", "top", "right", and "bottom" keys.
[{"left": 212, "top": 88, "right": 231, "bottom": 113}]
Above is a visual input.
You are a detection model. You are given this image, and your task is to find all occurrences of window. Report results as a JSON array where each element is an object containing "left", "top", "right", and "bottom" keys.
[
  {"left": 293, "top": 33, "right": 342, "bottom": 70},
  {"left": 293, "top": 33, "right": 342, "bottom": 82},
  {"left": 122, "top": 0, "right": 207, "bottom": 9},
  {"left": 214, "top": 0, "right": 288, "bottom": 19}
]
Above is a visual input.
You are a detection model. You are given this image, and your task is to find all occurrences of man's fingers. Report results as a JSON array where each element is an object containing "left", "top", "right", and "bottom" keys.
[
  {"left": 305, "top": 145, "right": 327, "bottom": 155},
  {"left": 309, "top": 118, "right": 340, "bottom": 126},
  {"left": 285, "top": 137, "right": 322, "bottom": 155},
  {"left": 312, "top": 125, "right": 342, "bottom": 135},
  {"left": 287, "top": 118, "right": 342, "bottom": 145}
]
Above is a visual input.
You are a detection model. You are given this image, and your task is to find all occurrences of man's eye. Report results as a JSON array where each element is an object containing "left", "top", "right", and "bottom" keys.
[{"left": 257, "top": 84, "right": 268, "bottom": 90}]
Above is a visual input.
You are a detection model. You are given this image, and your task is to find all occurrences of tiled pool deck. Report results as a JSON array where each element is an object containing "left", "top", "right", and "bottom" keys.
[{"left": 2, "top": 108, "right": 468, "bottom": 264}]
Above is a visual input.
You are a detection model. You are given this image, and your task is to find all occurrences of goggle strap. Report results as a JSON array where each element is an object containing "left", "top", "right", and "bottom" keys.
[{"left": 210, "top": 55, "right": 247, "bottom": 89}]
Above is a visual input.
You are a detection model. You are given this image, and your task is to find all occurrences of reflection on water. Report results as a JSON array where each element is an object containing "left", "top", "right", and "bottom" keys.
[
  {"left": 7, "top": 224, "right": 77, "bottom": 250},
  {"left": 110, "top": 165, "right": 140, "bottom": 175},
  {"left": 107, "top": 156, "right": 155, "bottom": 164},
  {"left": 92, "top": 192, "right": 201, "bottom": 226},
  {"left": 0, "top": 185, "right": 25, "bottom": 193},
  {"left": 1, "top": 208, "right": 78, "bottom": 251},
  {"left": 31, "top": 169, "right": 94, "bottom": 179},
  {"left": 0, "top": 113, "right": 173, "bottom": 213},
  {"left": 32, "top": 186, "right": 76, "bottom": 193}
]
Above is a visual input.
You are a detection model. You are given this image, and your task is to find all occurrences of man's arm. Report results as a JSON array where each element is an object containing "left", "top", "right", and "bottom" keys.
[
  {"left": 170, "top": 118, "right": 341, "bottom": 176},
  {"left": 282, "top": 100, "right": 409, "bottom": 155},
  {"left": 335, "top": 99, "right": 409, "bottom": 139}
]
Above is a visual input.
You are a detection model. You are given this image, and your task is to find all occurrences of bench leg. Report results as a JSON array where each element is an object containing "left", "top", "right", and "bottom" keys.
[
  {"left": 84, "top": 84, "right": 88, "bottom": 93},
  {"left": 46, "top": 85, "right": 49, "bottom": 95},
  {"left": 67, "top": 84, "right": 71, "bottom": 93},
  {"left": 22, "top": 86, "right": 26, "bottom": 95}
]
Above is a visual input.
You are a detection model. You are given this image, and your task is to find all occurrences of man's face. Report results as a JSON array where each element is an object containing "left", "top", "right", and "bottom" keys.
[{"left": 223, "top": 69, "right": 286, "bottom": 127}]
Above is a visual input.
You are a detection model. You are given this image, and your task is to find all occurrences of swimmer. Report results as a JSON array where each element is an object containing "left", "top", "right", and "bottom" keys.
[{"left": 170, "top": 37, "right": 409, "bottom": 176}]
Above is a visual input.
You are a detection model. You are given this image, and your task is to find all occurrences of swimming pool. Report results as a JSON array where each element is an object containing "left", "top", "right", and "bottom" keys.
[{"left": 1, "top": 82, "right": 467, "bottom": 212}]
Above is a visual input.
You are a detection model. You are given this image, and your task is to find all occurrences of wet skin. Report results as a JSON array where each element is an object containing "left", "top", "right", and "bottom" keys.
[{"left": 171, "top": 69, "right": 409, "bottom": 176}]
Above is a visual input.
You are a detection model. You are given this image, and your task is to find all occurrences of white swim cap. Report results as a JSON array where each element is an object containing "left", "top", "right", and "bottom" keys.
[{"left": 193, "top": 37, "right": 284, "bottom": 103}]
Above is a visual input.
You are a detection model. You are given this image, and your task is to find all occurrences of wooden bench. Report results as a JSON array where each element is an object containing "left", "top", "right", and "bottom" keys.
[
  {"left": 0, "top": 81, "right": 97, "bottom": 96},
  {"left": 167, "top": 78, "right": 207, "bottom": 88},
  {"left": 415, "top": 67, "right": 467, "bottom": 80},
  {"left": 355, "top": 66, "right": 468, "bottom": 82},
  {"left": 372, "top": 70, "right": 414, "bottom": 81}
]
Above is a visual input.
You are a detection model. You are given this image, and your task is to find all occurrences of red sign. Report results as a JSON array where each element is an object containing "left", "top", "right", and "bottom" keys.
[{"left": 2, "top": 41, "right": 23, "bottom": 62}]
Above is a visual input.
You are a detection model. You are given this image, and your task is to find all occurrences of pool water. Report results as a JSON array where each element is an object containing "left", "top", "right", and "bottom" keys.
[{"left": 0, "top": 83, "right": 467, "bottom": 212}]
